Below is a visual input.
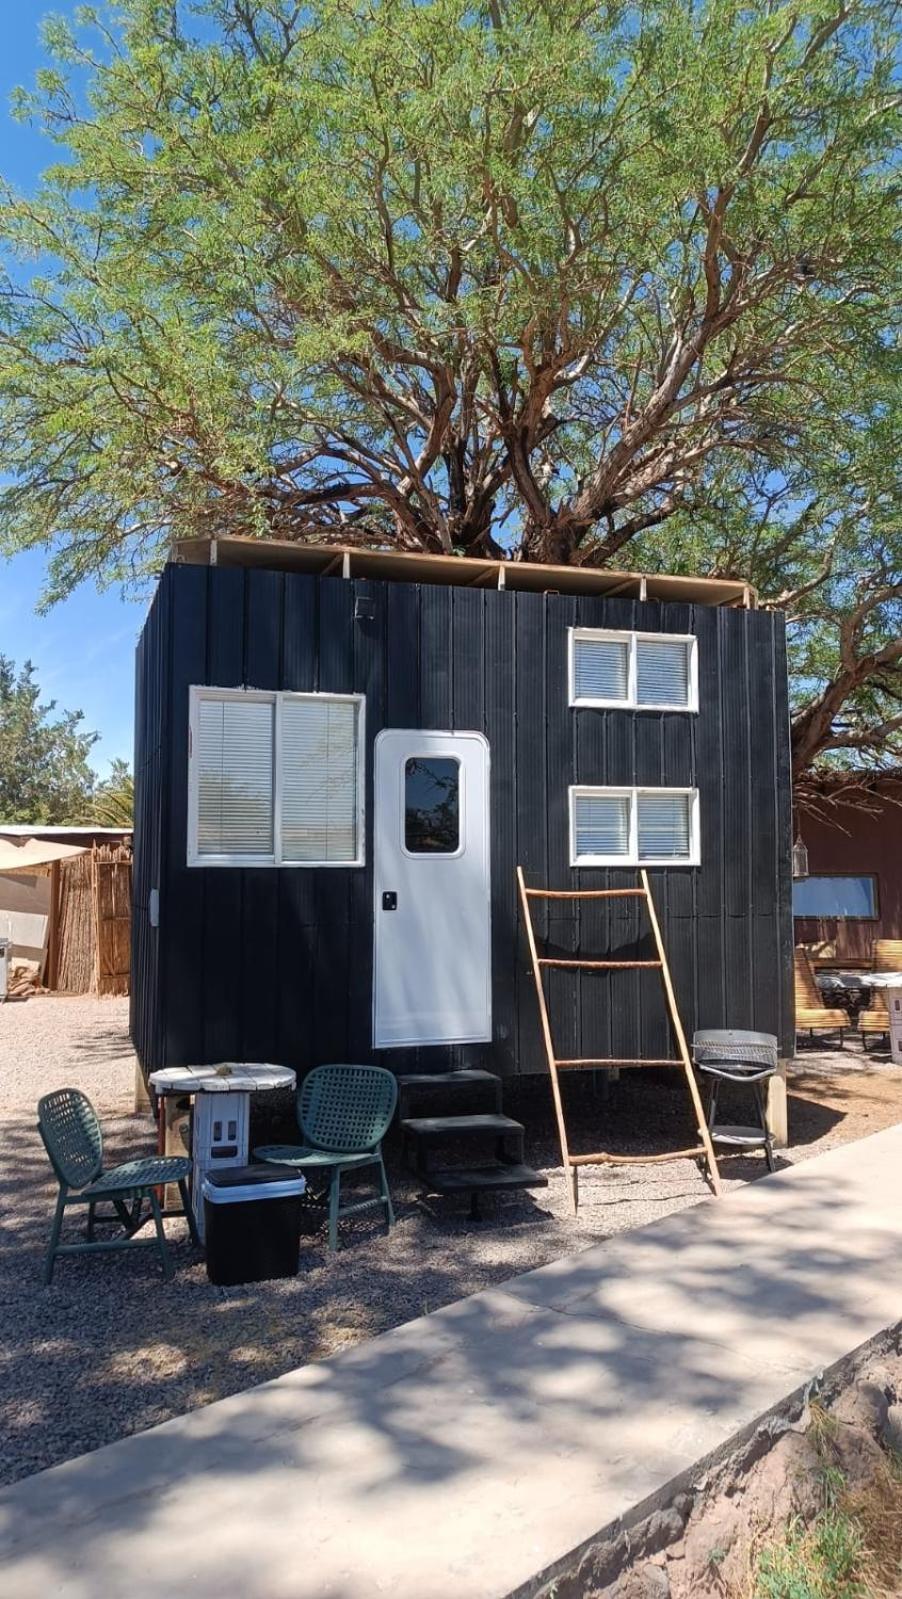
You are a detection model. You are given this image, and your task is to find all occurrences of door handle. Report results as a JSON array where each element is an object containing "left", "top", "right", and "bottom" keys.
[{"left": 382, "top": 891, "right": 398, "bottom": 911}]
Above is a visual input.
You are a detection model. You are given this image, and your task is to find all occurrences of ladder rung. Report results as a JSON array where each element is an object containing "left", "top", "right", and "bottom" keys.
[
  {"left": 537, "top": 958, "right": 662, "bottom": 970},
  {"left": 555, "top": 1058, "right": 683, "bottom": 1069},
  {"left": 569, "top": 1147, "right": 707, "bottom": 1167},
  {"left": 524, "top": 888, "right": 648, "bottom": 900}
]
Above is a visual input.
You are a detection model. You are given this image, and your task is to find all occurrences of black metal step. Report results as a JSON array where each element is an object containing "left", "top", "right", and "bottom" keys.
[
  {"left": 423, "top": 1164, "right": 548, "bottom": 1196},
  {"left": 401, "top": 1113, "right": 524, "bottom": 1139},
  {"left": 396, "top": 1070, "right": 501, "bottom": 1090},
  {"left": 396, "top": 1070, "right": 503, "bottom": 1119}
]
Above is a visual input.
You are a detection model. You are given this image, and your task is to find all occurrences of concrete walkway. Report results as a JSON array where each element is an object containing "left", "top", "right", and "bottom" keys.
[{"left": 2, "top": 1127, "right": 901, "bottom": 1599}]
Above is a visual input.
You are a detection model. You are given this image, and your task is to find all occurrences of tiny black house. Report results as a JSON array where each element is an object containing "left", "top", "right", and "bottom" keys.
[{"left": 131, "top": 538, "right": 794, "bottom": 1078}]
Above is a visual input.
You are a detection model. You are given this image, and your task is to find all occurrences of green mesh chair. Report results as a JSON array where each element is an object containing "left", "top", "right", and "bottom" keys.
[
  {"left": 38, "top": 1087, "right": 200, "bottom": 1284},
  {"left": 254, "top": 1064, "right": 397, "bottom": 1251}
]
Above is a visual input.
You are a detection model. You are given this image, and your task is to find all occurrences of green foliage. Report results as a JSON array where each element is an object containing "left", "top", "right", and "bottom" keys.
[
  {"left": 0, "top": 655, "right": 97, "bottom": 823},
  {"left": 0, "top": 0, "right": 898, "bottom": 772},
  {"left": 91, "top": 757, "right": 133, "bottom": 826},
  {"left": 645, "top": 373, "right": 902, "bottom": 777},
  {"left": 755, "top": 1511, "right": 866, "bottom": 1599}
]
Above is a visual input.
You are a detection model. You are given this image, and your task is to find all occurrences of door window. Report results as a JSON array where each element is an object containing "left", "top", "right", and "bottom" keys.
[{"left": 404, "top": 757, "right": 460, "bottom": 854}]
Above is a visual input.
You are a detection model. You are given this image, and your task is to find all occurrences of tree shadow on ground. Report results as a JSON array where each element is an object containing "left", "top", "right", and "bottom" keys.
[
  {"left": 1, "top": 1152, "right": 899, "bottom": 1599},
  {"left": 2, "top": 1013, "right": 900, "bottom": 1597}
]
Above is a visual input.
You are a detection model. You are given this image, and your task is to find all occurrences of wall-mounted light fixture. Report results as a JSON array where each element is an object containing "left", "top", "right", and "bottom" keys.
[
  {"left": 354, "top": 597, "right": 375, "bottom": 622},
  {"left": 791, "top": 831, "right": 809, "bottom": 880}
]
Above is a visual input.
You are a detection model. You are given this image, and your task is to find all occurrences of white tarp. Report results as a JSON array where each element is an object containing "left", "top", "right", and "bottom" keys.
[{"left": 0, "top": 838, "right": 88, "bottom": 874}]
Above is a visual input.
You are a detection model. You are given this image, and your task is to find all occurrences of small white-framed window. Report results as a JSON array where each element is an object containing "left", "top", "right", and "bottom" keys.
[
  {"left": 188, "top": 687, "right": 365, "bottom": 867},
  {"left": 568, "top": 628, "right": 698, "bottom": 711},
  {"left": 569, "top": 786, "right": 700, "bottom": 866}
]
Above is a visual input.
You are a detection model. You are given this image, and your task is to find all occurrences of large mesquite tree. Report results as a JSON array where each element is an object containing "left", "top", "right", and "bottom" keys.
[{"left": 0, "top": 0, "right": 899, "bottom": 778}]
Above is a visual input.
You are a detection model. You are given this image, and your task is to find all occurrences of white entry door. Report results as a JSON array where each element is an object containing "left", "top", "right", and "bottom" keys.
[{"left": 373, "top": 729, "right": 491, "bottom": 1048}]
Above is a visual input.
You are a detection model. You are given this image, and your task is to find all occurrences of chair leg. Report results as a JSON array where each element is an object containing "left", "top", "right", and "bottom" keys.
[
  {"left": 755, "top": 1082, "right": 777, "bottom": 1173},
  {"left": 178, "top": 1178, "right": 201, "bottom": 1248},
  {"left": 86, "top": 1201, "right": 96, "bottom": 1242},
  {"left": 44, "top": 1190, "right": 67, "bottom": 1286},
  {"left": 147, "top": 1186, "right": 174, "bottom": 1281},
  {"left": 708, "top": 1080, "right": 720, "bottom": 1133},
  {"left": 327, "top": 1169, "right": 342, "bottom": 1252},
  {"left": 112, "top": 1196, "right": 144, "bottom": 1235},
  {"left": 378, "top": 1154, "right": 395, "bottom": 1228}
]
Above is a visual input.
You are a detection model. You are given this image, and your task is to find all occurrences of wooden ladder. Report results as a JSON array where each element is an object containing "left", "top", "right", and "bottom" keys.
[{"left": 516, "top": 867, "right": 722, "bottom": 1213}]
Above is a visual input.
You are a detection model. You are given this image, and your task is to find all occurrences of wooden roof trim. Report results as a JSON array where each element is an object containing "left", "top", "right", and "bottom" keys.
[{"left": 173, "top": 536, "right": 757, "bottom": 608}]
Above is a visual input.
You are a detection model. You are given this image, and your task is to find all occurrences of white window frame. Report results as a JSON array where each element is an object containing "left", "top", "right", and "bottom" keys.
[
  {"left": 187, "top": 686, "right": 366, "bottom": 868},
  {"left": 568, "top": 628, "right": 699, "bottom": 712},
  {"left": 569, "top": 785, "right": 701, "bottom": 867}
]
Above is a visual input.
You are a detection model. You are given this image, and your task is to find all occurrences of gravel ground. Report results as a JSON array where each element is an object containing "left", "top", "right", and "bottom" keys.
[{"left": 2, "top": 994, "right": 901, "bottom": 1487}]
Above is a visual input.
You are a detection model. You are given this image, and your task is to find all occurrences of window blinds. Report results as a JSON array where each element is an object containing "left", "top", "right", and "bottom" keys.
[
  {"left": 281, "top": 698, "right": 359, "bottom": 862},
  {"left": 571, "top": 630, "right": 695, "bottom": 709},
  {"left": 196, "top": 698, "right": 275, "bottom": 857},
  {"left": 572, "top": 635, "right": 630, "bottom": 702},
  {"left": 571, "top": 788, "right": 698, "bottom": 864},
  {"left": 636, "top": 792, "right": 691, "bottom": 860},
  {"left": 635, "top": 639, "right": 691, "bottom": 707},
  {"left": 573, "top": 792, "right": 631, "bottom": 858},
  {"left": 192, "top": 691, "right": 362, "bottom": 865}
]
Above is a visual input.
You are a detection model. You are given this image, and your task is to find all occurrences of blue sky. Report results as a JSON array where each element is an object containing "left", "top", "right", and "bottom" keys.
[{"left": 1, "top": 3, "right": 140, "bottom": 778}]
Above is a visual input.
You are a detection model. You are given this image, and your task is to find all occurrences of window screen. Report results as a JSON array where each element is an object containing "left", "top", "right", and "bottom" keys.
[
  {"left": 572, "top": 792, "right": 630, "bottom": 859},
  {"left": 281, "top": 698, "right": 360, "bottom": 862},
  {"left": 196, "top": 698, "right": 275, "bottom": 857},
  {"left": 792, "top": 876, "right": 877, "bottom": 918},
  {"left": 636, "top": 639, "right": 691, "bottom": 707},
  {"left": 405, "top": 757, "right": 460, "bottom": 853},
  {"left": 637, "top": 792, "right": 691, "bottom": 860},
  {"left": 571, "top": 787, "right": 699, "bottom": 865},
  {"left": 190, "top": 690, "right": 363, "bottom": 866},
  {"left": 570, "top": 629, "right": 695, "bottom": 710},
  {"left": 572, "top": 635, "right": 630, "bottom": 702}
]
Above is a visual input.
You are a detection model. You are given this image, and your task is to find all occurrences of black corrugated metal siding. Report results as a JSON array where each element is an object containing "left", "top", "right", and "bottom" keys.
[{"left": 130, "top": 564, "right": 794, "bottom": 1073}]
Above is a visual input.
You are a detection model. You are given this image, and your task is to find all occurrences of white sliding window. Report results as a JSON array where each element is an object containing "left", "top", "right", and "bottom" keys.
[
  {"left": 569, "top": 629, "right": 698, "bottom": 711},
  {"left": 189, "top": 688, "right": 364, "bottom": 867},
  {"left": 570, "top": 787, "right": 699, "bottom": 866}
]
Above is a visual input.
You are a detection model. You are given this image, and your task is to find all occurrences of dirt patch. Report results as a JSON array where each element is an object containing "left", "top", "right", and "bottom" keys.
[
  {"left": 788, "top": 1053, "right": 902, "bottom": 1153},
  {"left": 537, "top": 1331, "right": 902, "bottom": 1599}
]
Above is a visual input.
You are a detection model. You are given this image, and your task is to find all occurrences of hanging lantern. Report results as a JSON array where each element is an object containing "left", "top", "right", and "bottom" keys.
[{"left": 792, "top": 833, "right": 809, "bottom": 880}]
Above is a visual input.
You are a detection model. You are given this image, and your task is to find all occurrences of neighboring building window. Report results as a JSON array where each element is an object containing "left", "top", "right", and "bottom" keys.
[
  {"left": 569, "top": 629, "right": 697, "bottom": 711},
  {"left": 188, "top": 688, "right": 364, "bottom": 867},
  {"left": 570, "top": 787, "right": 700, "bottom": 866},
  {"left": 404, "top": 757, "right": 460, "bottom": 855},
  {"left": 792, "top": 875, "right": 878, "bottom": 919}
]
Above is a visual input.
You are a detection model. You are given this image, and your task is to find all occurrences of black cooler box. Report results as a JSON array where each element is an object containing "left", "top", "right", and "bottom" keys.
[{"left": 203, "top": 1165, "right": 307, "bottom": 1285}]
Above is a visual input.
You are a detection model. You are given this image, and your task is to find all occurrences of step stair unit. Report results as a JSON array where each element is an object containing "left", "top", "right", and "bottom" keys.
[{"left": 397, "top": 1070, "right": 547, "bottom": 1217}]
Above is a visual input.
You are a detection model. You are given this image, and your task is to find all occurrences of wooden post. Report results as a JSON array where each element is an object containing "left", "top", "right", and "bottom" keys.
[
  {"left": 45, "top": 860, "right": 61, "bottom": 991},
  {"left": 91, "top": 845, "right": 101, "bottom": 995},
  {"left": 134, "top": 1062, "right": 152, "bottom": 1115},
  {"left": 767, "top": 1062, "right": 789, "bottom": 1148}
]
